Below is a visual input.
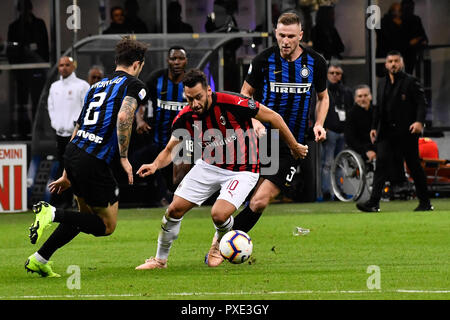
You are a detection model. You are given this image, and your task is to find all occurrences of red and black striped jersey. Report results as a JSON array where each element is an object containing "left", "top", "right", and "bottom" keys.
[{"left": 171, "top": 91, "right": 260, "bottom": 173}]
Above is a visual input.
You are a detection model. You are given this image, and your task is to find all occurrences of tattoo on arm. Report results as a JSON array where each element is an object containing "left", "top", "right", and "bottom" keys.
[{"left": 117, "top": 96, "right": 138, "bottom": 158}]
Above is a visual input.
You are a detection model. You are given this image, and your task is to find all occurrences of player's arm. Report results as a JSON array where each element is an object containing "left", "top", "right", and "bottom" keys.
[
  {"left": 117, "top": 96, "right": 139, "bottom": 185},
  {"left": 241, "top": 81, "right": 266, "bottom": 137},
  {"left": 136, "top": 104, "right": 151, "bottom": 134},
  {"left": 137, "top": 136, "right": 181, "bottom": 177},
  {"left": 313, "top": 88, "right": 329, "bottom": 142},
  {"left": 255, "top": 105, "right": 308, "bottom": 159}
]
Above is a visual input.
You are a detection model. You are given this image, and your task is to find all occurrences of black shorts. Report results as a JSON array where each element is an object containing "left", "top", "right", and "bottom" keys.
[
  {"left": 261, "top": 150, "right": 300, "bottom": 194},
  {"left": 64, "top": 143, "right": 119, "bottom": 207}
]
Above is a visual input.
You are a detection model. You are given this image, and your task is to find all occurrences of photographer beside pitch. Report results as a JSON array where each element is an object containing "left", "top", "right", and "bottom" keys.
[{"left": 134, "top": 69, "right": 308, "bottom": 270}]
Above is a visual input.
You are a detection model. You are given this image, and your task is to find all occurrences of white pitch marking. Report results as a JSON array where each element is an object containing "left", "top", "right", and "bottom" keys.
[{"left": 0, "top": 289, "right": 448, "bottom": 299}]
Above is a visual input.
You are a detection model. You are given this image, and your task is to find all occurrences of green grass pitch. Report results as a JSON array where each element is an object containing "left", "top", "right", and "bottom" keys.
[{"left": 0, "top": 199, "right": 449, "bottom": 300}]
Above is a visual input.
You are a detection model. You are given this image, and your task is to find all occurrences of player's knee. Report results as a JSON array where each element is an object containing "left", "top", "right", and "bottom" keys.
[
  {"left": 210, "top": 209, "right": 228, "bottom": 225},
  {"left": 166, "top": 203, "right": 185, "bottom": 220},
  {"left": 250, "top": 196, "right": 269, "bottom": 213},
  {"left": 103, "top": 222, "right": 116, "bottom": 236}
]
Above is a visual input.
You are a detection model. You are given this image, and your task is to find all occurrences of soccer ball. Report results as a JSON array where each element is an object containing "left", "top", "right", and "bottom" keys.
[{"left": 219, "top": 230, "right": 253, "bottom": 264}]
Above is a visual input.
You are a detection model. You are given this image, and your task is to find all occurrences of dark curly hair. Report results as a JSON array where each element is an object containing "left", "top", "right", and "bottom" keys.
[
  {"left": 114, "top": 37, "right": 148, "bottom": 67},
  {"left": 182, "top": 69, "right": 208, "bottom": 89}
]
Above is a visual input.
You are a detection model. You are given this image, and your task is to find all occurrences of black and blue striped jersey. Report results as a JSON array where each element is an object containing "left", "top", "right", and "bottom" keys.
[
  {"left": 245, "top": 45, "right": 327, "bottom": 144},
  {"left": 71, "top": 70, "right": 149, "bottom": 164},
  {"left": 147, "top": 69, "right": 188, "bottom": 147}
]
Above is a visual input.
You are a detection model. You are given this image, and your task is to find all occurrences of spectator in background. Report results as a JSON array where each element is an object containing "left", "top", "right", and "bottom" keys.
[
  {"left": 345, "top": 85, "right": 376, "bottom": 162},
  {"left": 357, "top": 51, "right": 433, "bottom": 213},
  {"left": 87, "top": 65, "right": 104, "bottom": 86},
  {"left": 376, "top": 3, "right": 407, "bottom": 77},
  {"left": 131, "top": 46, "right": 190, "bottom": 206},
  {"left": 124, "top": 0, "right": 148, "bottom": 34},
  {"left": 320, "top": 65, "right": 353, "bottom": 201},
  {"left": 103, "top": 6, "right": 131, "bottom": 34},
  {"left": 376, "top": 1, "right": 428, "bottom": 76},
  {"left": 401, "top": 0, "right": 428, "bottom": 74},
  {"left": 47, "top": 56, "right": 90, "bottom": 208},
  {"left": 167, "top": 1, "right": 194, "bottom": 33},
  {"left": 311, "top": 5, "right": 345, "bottom": 60},
  {"left": 7, "top": 0, "right": 49, "bottom": 138},
  {"left": 205, "top": 0, "right": 242, "bottom": 92}
]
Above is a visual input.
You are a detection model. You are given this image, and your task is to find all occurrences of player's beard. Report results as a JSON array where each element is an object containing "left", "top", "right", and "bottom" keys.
[{"left": 192, "top": 97, "right": 209, "bottom": 116}]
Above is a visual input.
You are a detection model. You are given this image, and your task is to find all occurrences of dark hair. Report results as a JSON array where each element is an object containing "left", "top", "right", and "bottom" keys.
[
  {"left": 386, "top": 50, "right": 403, "bottom": 58},
  {"left": 277, "top": 12, "right": 302, "bottom": 27},
  {"left": 114, "top": 38, "right": 148, "bottom": 67},
  {"left": 168, "top": 45, "right": 187, "bottom": 56},
  {"left": 354, "top": 84, "right": 371, "bottom": 95},
  {"left": 183, "top": 69, "right": 208, "bottom": 89},
  {"left": 110, "top": 6, "right": 124, "bottom": 19}
]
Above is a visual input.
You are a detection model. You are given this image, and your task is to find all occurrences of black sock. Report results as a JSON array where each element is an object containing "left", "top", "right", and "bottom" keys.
[
  {"left": 233, "top": 205, "right": 262, "bottom": 233},
  {"left": 54, "top": 208, "right": 106, "bottom": 237},
  {"left": 38, "top": 223, "right": 80, "bottom": 261}
]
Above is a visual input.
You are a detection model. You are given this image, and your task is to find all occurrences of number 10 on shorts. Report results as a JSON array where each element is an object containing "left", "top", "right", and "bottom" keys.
[{"left": 226, "top": 180, "right": 239, "bottom": 191}]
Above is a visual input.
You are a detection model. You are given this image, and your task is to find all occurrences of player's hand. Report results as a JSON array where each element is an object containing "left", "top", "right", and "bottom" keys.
[
  {"left": 120, "top": 157, "right": 134, "bottom": 185},
  {"left": 252, "top": 118, "right": 266, "bottom": 138},
  {"left": 409, "top": 122, "right": 423, "bottom": 134},
  {"left": 370, "top": 129, "right": 377, "bottom": 144},
  {"left": 291, "top": 143, "right": 308, "bottom": 160},
  {"left": 313, "top": 124, "right": 326, "bottom": 142},
  {"left": 136, "top": 120, "right": 151, "bottom": 134},
  {"left": 137, "top": 163, "right": 158, "bottom": 178},
  {"left": 48, "top": 175, "right": 71, "bottom": 194}
]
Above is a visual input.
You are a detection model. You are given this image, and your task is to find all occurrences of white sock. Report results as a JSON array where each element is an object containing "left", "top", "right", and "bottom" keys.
[
  {"left": 214, "top": 216, "right": 234, "bottom": 241},
  {"left": 155, "top": 213, "right": 183, "bottom": 260},
  {"left": 34, "top": 252, "right": 48, "bottom": 264}
]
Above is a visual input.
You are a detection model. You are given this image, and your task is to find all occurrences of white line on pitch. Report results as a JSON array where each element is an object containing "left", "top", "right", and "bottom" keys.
[{"left": 1, "top": 289, "right": 448, "bottom": 299}]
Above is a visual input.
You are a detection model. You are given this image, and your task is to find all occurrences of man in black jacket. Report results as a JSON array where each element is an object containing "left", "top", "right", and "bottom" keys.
[
  {"left": 320, "top": 65, "right": 353, "bottom": 200},
  {"left": 356, "top": 51, "right": 433, "bottom": 212},
  {"left": 345, "top": 85, "right": 376, "bottom": 162}
]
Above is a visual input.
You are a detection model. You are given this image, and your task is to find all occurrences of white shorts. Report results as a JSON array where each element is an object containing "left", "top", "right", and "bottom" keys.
[{"left": 174, "top": 159, "right": 259, "bottom": 209}]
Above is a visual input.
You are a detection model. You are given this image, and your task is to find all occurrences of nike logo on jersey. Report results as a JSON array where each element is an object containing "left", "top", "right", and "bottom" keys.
[
  {"left": 273, "top": 70, "right": 282, "bottom": 74},
  {"left": 160, "top": 91, "right": 167, "bottom": 95}
]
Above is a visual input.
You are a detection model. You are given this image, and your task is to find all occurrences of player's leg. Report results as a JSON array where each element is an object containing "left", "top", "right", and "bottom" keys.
[
  {"left": 232, "top": 178, "right": 281, "bottom": 233},
  {"left": 206, "top": 199, "right": 237, "bottom": 267},
  {"left": 25, "top": 196, "right": 116, "bottom": 277},
  {"left": 206, "top": 171, "right": 259, "bottom": 267},
  {"left": 135, "top": 195, "right": 196, "bottom": 270}
]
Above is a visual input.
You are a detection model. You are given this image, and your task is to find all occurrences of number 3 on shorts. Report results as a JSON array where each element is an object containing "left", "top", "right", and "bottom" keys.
[
  {"left": 84, "top": 92, "right": 107, "bottom": 125},
  {"left": 286, "top": 166, "right": 296, "bottom": 183}
]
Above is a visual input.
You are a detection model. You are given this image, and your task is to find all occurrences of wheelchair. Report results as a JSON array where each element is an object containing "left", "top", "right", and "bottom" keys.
[
  {"left": 330, "top": 148, "right": 450, "bottom": 202},
  {"left": 330, "top": 149, "right": 374, "bottom": 202}
]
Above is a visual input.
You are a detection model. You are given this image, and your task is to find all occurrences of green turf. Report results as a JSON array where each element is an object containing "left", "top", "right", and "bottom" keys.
[{"left": 0, "top": 199, "right": 449, "bottom": 300}]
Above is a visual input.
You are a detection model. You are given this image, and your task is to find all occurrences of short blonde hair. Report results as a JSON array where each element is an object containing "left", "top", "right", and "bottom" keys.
[{"left": 277, "top": 12, "right": 302, "bottom": 27}]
